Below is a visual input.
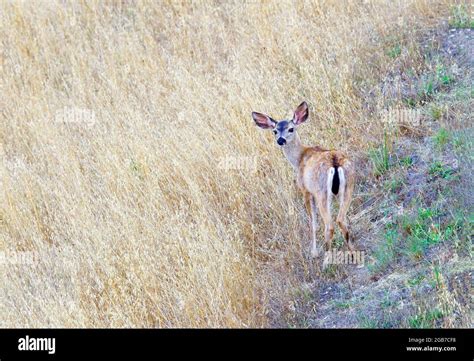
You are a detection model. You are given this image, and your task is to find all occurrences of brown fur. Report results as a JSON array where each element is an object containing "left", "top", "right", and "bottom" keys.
[{"left": 296, "top": 147, "right": 356, "bottom": 254}]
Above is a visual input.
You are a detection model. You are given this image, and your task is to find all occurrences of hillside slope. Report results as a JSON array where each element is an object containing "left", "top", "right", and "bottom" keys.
[{"left": 281, "top": 27, "right": 473, "bottom": 328}]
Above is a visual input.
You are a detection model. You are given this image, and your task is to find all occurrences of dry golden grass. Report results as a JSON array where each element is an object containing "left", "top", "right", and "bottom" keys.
[{"left": 0, "top": 0, "right": 453, "bottom": 327}]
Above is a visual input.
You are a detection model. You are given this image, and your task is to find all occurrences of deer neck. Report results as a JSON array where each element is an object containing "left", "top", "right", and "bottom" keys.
[{"left": 282, "top": 134, "right": 304, "bottom": 170}]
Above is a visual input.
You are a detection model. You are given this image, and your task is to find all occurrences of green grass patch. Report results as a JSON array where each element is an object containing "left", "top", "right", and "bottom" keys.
[
  {"left": 387, "top": 44, "right": 402, "bottom": 59},
  {"left": 369, "top": 226, "right": 399, "bottom": 274},
  {"left": 369, "top": 132, "right": 391, "bottom": 177},
  {"left": 399, "top": 156, "right": 414, "bottom": 168},
  {"left": 428, "top": 161, "right": 456, "bottom": 180},
  {"left": 403, "top": 97, "right": 417, "bottom": 108},
  {"left": 385, "top": 177, "right": 404, "bottom": 193},
  {"left": 431, "top": 265, "right": 443, "bottom": 289},
  {"left": 449, "top": 4, "right": 474, "bottom": 29},
  {"left": 445, "top": 211, "right": 473, "bottom": 255},
  {"left": 407, "top": 273, "right": 425, "bottom": 287},
  {"left": 406, "top": 62, "right": 456, "bottom": 106},
  {"left": 380, "top": 292, "right": 397, "bottom": 309},
  {"left": 408, "top": 308, "right": 444, "bottom": 328},
  {"left": 357, "top": 315, "right": 379, "bottom": 328},
  {"left": 402, "top": 208, "right": 443, "bottom": 260},
  {"left": 332, "top": 300, "right": 352, "bottom": 310},
  {"left": 428, "top": 104, "right": 445, "bottom": 121},
  {"left": 452, "top": 134, "right": 465, "bottom": 151},
  {"left": 452, "top": 130, "right": 474, "bottom": 157},
  {"left": 419, "top": 78, "right": 435, "bottom": 100},
  {"left": 433, "top": 128, "right": 450, "bottom": 150},
  {"left": 435, "top": 63, "right": 455, "bottom": 87},
  {"left": 405, "top": 223, "right": 441, "bottom": 259}
]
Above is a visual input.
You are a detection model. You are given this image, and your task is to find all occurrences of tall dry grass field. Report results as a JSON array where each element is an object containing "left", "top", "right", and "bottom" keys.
[{"left": 0, "top": 0, "right": 453, "bottom": 327}]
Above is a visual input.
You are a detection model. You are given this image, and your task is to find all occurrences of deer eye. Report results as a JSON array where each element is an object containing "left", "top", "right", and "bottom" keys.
[{"left": 288, "top": 128, "right": 294, "bottom": 133}]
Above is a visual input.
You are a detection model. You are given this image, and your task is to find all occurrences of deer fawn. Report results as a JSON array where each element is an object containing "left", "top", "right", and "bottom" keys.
[{"left": 252, "top": 101, "right": 355, "bottom": 258}]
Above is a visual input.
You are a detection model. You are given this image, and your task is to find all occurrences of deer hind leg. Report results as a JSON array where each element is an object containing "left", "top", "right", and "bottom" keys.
[
  {"left": 314, "top": 191, "right": 334, "bottom": 254},
  {"left": 309, "top": 194, "right": 333, "bottom": 258},
  {"left": 309, "top": 168, "right": 336, "bottom": 257},
  {"left": 336, "top": 167, "right": 355, "bottom": 251},
  {"left": 308, "top": 168, "right": 337, "bottom": 258},
  {"left": 309, "top": 194, "right": 320, "bottom": 258}
]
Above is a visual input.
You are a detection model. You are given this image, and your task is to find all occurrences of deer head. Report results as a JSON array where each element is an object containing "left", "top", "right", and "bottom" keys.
[{"left": 252, "top": 101, "right": 309, "bottom": 147}]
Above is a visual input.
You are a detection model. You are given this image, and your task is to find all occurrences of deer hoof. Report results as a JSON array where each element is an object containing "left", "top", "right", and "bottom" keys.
[{"left": 311, "top": 246, "right": 320, "bottom": 258}]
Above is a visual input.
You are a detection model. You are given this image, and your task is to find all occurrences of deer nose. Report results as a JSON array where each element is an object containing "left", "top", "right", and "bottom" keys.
[{"left": 277, "top": 138, "right": 286, "bottom": 146}]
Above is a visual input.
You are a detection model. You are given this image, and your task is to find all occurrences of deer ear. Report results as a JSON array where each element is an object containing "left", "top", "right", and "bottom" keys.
[
  {"left": 252, "top": 112, "right": 276, "bottom": 129},
  {"left": 293, "top": 101, "right": 309, "bottom": 125}
]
